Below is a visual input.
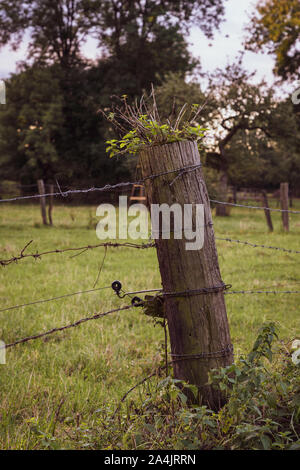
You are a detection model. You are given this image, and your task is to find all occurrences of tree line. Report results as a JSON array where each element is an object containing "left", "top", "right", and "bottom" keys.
[{"left": 0, "top": 0, "right": 299, "bottom": 197}]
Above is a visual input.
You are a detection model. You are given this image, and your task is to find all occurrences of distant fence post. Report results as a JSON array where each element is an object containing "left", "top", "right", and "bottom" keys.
[
  {"left": 280, "top": 183, "right": 289, "bottom": 232},
  {"left": 37, "top": 179, "right": 47, "bottom": 225},
  {"left": 261, "top": 190, "right": 273, "bottom": 232},
  {"left": 232, "top": 186, "right": 237, "bottom": 204},
  {"left": 215, "top": 170, "right": 228, "bottom": 216},
  {"left": 48, "top": 184, "right": 54, "bottom": 226},
  {"left": 139, "top": 141, "right": 233, "bottom": 410}
]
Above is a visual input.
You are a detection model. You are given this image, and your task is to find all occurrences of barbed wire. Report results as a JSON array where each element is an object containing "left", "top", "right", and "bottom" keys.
[
  {"left": 170, "top": 344, "right": 234, "bottom": 359},
  {"left": 225, "top": 289, "right": 300, "bottom": 295},
  {"left": 210, "top": 199, "right": 300, "bottom": 214},
  {"left": 1, "top": 283, "right": 298, "bottom": 352},
  {"left": 215, "top": 236, "right": 300, "bottom": 254},
  {"left": 0, "top": 164, "right": 201, "bottom": 204},
  {"left": 0, "top": 180, "right": 133, "bottom": 203},
  {"left": 0, "top": 240, "right": 155, "bottom": 267},
  {"left": 113, "top": 282, "right": 300, "bottom": 304},
  {"left": 2, "top": 232, "right": 299, "bottom": 268},
  {"left": 1, "top": 167, "right": 299, "bottom": 215},
  {"left": 0, "top": 286, "right": 111, "bottom": 313},
  {"left": 1, "top": 304, "right": 132, "bottom": 349}
]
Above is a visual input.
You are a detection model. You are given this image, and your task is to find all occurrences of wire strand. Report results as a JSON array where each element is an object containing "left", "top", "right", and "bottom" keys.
[
  {"left": 215, "top": 236, "right": 300, "bottom": 254},
  {"left": 0, "top": 286, "right": 111, "bottom": 313},
  {"left": 0, "top": 240, "right": 155, "bottom": 267},
  {"left": 1, "top": 304, "right": 132, "bottom": 349},
  {"left": 0, "top": 164, "right": 201, "bottom": 203},
  {"left": 210, "top": 199, "right": 300, "bottom": 214}
]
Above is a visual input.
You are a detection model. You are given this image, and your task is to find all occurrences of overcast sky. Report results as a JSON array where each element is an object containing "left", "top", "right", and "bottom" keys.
[{"left": 0, "top": 0, "right": 283, "bottom": 90}]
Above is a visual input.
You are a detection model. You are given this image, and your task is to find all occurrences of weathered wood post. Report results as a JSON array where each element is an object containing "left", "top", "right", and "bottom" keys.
[
  {"left": 280, "top": 182, "right": 289, "bottom": 232},
  {"left": 139, "top": 141, "right": 233, "bottom": 410},
  {"left": 261, "top": 190, "right": 273, "bottom": 232},
  {"left": 48, "top": 184, "right": 54, "bottom": 226},
  {"left": 215, "top": 169, "right": 229, "bottom": 216},
  {"left": 37, "top": 179, "right": 47, "bottom": 225},
  {"left": 232, "top": 186, "right": 237, "bottom": 205}
]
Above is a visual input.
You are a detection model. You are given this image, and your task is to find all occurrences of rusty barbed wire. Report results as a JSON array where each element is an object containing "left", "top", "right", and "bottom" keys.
[
  {"left": 1, "top": 282, "right": 299, "bottom": 352},
  {"left": 170, "top": 344, "right": 234, "bottom": 359},
  {"left": 1, "top": 304, "right": 132, "bottom": 349},
  {"left": 225, "top": 289, "right": 300, "bottom": 295},
  {"left": 112, "top": 282, "right": 300, "bottom": 306},
  {"left": 2, "top": 232, "right": 299, "bottom": 268},
  {"left": 0, "top": 164, "right": 202, "bottom": 203},
  {"left": 0, "top": 240, "right": 155, "bottom": 267},
  {"left": 215, "top": 236, "right": 300, "bottom": 254},
  {"left": 1, "top": 165, "right": 299, "bottom": 214},
  {"left": 210, "top": 199, "right": 300, "bottom": 214}
]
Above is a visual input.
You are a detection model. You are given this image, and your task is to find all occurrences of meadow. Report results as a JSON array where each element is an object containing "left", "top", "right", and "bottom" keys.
[{"left": 0, "top": 200, "right": 299, "bottom": 449}]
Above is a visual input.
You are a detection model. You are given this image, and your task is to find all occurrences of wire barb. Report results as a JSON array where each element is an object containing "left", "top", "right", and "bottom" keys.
[
  {"left": 1, "top": 304, "right": 132, "bottom": 349},
  {"left": 0, "top": 165, "right": 203, "bottom": 204},
  {"left": 210, "top": 199, "right": 300, "bottom": 214},
  {"left": 0, "top": 241, "right": 155, "bottom": 267},
  {"left": 215, "top": 236, "right": 300, "bottom": 254}
]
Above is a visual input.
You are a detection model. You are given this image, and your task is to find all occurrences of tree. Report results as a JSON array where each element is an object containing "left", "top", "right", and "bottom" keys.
[
  {"left": 155, "top": 72, "right": 206, "bottom": 117},
  {"left": 90, "top": 0, "right": 226, "bottom": 53},
  {"left": 95, "top": 24, "right": 199, "bottom": 101},
  {"left": 204, "top": 60, "right": 278, "bottom": 215},
  {"left": 0, "top": 63, "right": 135, "bottom": 186},
  {"left": 0, "top": 0, "right": 96, "bottom": 69},
  {"left": 0, "top": 65, "right": 64, "bottom": 182},
  {"left": 222, "top": 112, "right": 300, "bottom": 192},
  {"left": 0, "top": 0, "right": 226, "bottom": 68},
  {"left": 0, "top": 0, "right": 226, "bottom": 97},
  {"left": 245, "top": 0, "right": 300, "bottom": 81},
  {"left": 0, "top": 0, "right": 227, "bottom": 186}
]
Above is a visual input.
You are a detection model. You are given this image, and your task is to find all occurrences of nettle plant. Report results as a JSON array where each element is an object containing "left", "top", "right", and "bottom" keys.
[{"left": 104, "top": 93, "right": 207, "bottom": 158}]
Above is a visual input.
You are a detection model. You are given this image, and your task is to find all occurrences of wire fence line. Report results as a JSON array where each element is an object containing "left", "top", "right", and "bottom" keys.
[
  {"left": 0, "top": 164, "right": 201, "bottom": 204},
  {"left": 215, "top": 237, "right": 300, "bottom": 254},
  {"left": 1, "top": 233, "right": 299, "bottom": 268},
  {"left": 0, "top": 286, "right": 112, "bottom": 313},
  {"left": 121, "top": 286, "right": 300, "bottom": 298},
  {"left": 1, "top": 283, "right": 300, "bottom": 350},
  {"left": 1, "top": 171, "right": 299, "bottom": 358},
  {"left": 1, "top": 171, "right": 300, "bottom": 214},
  {"left": 1, "top": 304, "right": 133, "bottom": 349},
  {"left": 2, "top": 280, "right": 300, "bottom": 317},
  {"left": 210, "top": 199, "right": 300, "bottom": 214},
  {"left": 1, "top": 170, "right": 299, "bottom": 416},
  {"left": 225, "top": 289, "right": 300, "bottom": 295},
  {"left": 0, "top": 240, "right": 155, "bottom": 267}
]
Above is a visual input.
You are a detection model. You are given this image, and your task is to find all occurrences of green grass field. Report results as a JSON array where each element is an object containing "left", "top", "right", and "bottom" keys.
[{"left": 0, "top": 201, "right": 299, "bottom": 449}]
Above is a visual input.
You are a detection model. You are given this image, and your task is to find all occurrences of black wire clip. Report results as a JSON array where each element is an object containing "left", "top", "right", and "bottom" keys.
[
  {"left": 111, "top": 280, "right": 144, "bottom": 307},
  {"left": 131, "top": 296, "right": 144, "bottom": 307},
  {"left": 111, "top": 280, "right": 122, "bottom": 297}
]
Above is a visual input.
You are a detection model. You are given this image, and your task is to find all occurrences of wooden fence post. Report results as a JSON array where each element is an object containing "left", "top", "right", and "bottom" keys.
[
  {"left": 215, "top": 170, "right": 228, "bottom": 216},
  {"left": 280, "top": 183, "right": 289, "bottom": 232},
  {"left": 232, "top": 186, "right": 237, "bottom": 205},
  {"left": 261, "top": 190, "right": 273, "bottom": 232},
  {"left": 48, "top": 184, "right": 54, "bottom": 226},
  {"left": 139, "top": 141, "right": 233, "bottom": 410},
  {"left": 37, "top": 179, "right": 47, "bottom": 225}
]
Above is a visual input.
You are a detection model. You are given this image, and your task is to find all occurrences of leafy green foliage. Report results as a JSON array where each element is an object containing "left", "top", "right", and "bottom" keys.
[
  {"left": 245, "top": 0, "right": 300, "bottom": 80},
  {"left": 105, "top": 105, "right": 207, "bottom": 158},
  {"left": 69, "top": 323, "right": 299, "bottom": 450},
  {"left": 0, "top": 1, "right": 226, "bottom": 186},
  {"left": 0, "top": 1, "right": 226, "bottom": 67}
]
